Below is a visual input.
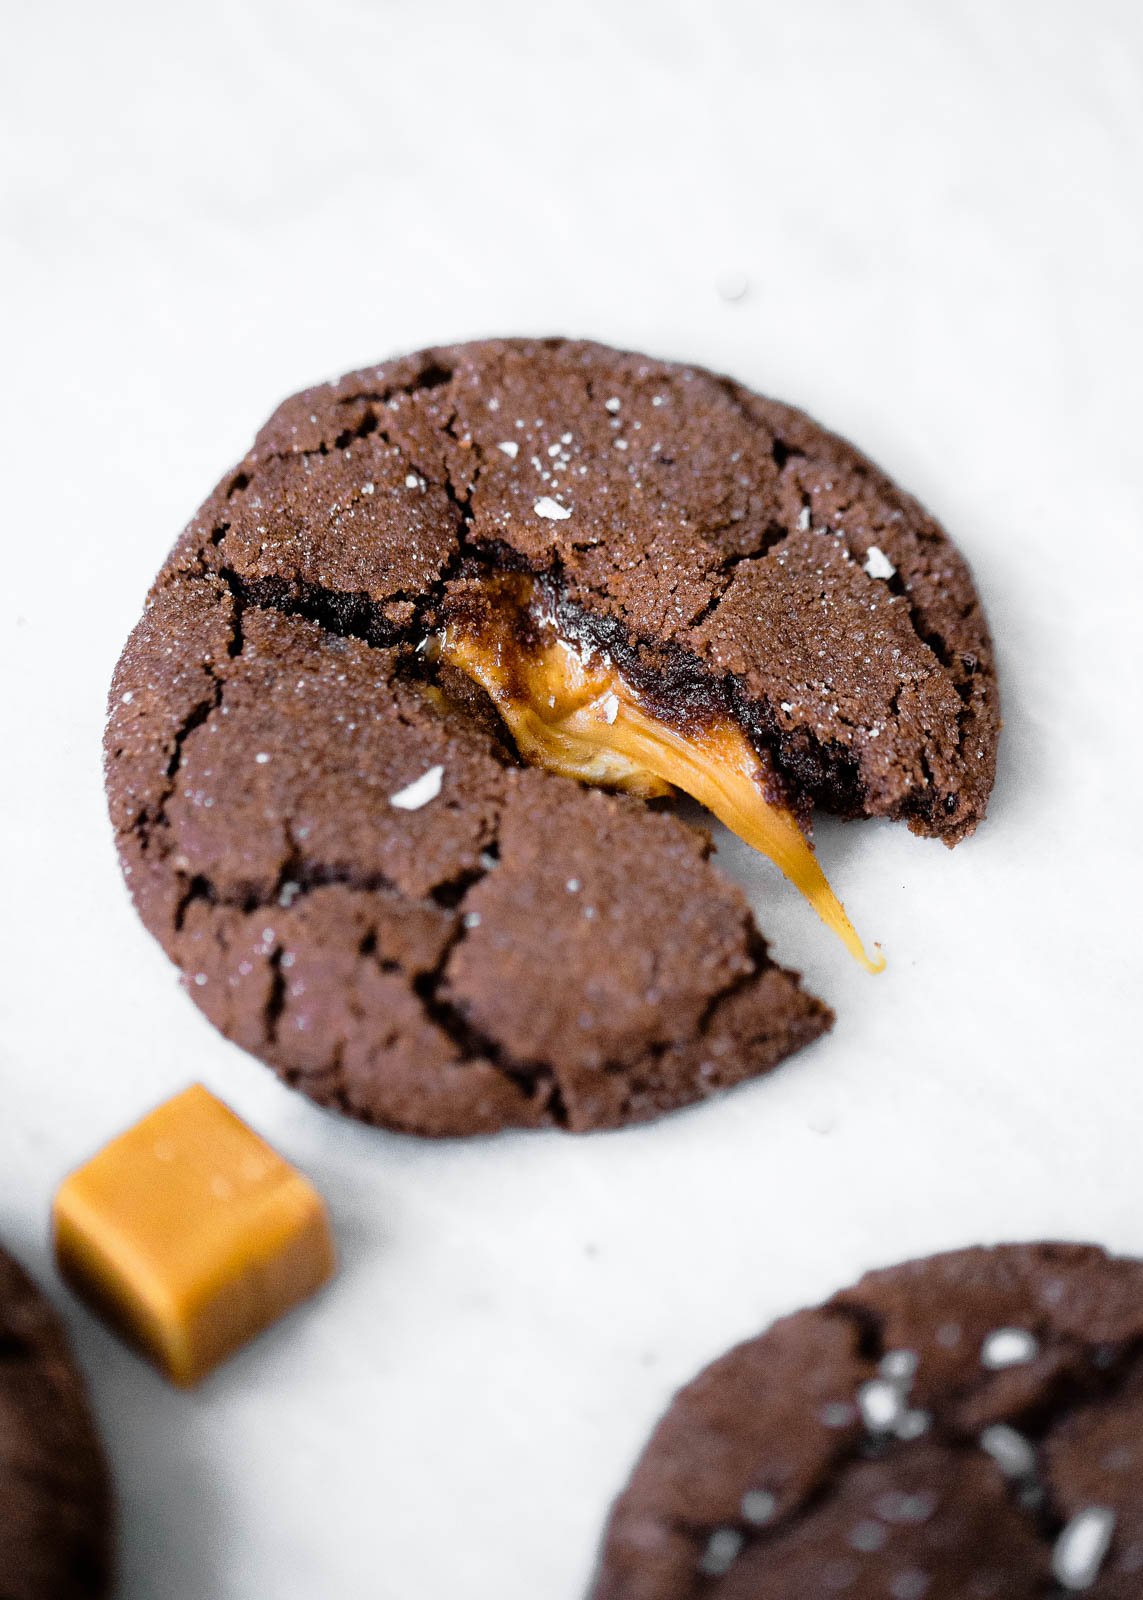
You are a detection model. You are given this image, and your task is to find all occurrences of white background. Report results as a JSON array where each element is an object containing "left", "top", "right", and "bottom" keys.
[{"left": 2, "top": 2, "right": 1142, "bottom": 1595}]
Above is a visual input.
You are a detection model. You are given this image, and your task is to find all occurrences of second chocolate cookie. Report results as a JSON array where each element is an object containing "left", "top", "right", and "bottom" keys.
[{"left": 592, "top": 1242, "right": 1143, "bottom": 1597}]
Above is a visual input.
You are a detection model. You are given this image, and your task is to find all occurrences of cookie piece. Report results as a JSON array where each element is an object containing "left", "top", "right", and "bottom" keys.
[
  {"left": 591, "top": 1242, "right": 1143, "bottom": 1597},
  {"left": 0, "top": 1245, "right": 114, "bottom": 1599},
  {"left": 105, "top": 337, "right": 997, "bottom": 1133}
]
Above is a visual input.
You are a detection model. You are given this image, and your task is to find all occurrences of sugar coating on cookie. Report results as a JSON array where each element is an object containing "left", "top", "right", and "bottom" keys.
[
  {"left": 590, "top": 1242, "right": 1143, "bottom": 1598},
  {"left": 104, "top": 338, "right": 998, "bottom": 1134}
]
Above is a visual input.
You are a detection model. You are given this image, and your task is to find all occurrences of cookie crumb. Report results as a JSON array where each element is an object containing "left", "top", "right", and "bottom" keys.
[
  {"left": 716, "top": 272, "right": 750, "bottom": 303},
  {"left": 389, "top": 765, "right": 444, "bottom": 810}
]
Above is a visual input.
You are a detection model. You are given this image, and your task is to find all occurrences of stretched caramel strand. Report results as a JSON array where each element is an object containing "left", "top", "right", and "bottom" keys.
[{"left": 438, "top": 578, "right": 884, "bottom": 972}]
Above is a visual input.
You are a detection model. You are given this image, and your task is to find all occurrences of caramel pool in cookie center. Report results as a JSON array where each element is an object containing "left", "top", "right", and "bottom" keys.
[{"left": 437, "top": 577, "right": 883, "bottom": 973}]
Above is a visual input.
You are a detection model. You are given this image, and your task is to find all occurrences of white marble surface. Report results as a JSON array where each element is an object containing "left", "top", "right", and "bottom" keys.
[{"left": 2, "top": 3, "right": 1142, "bottom": 1595}]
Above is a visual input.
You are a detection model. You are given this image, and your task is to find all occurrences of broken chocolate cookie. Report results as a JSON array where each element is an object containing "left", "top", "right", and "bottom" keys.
[
  {"left": 105, "top": 338, "right": 997, "bottom": 1134},
  {"left": 590, "top": 1242, "right": 1143, "bottom": 1598},
  {"left": 0, "top": 1244, "right": 114, "bottom": 1599}
]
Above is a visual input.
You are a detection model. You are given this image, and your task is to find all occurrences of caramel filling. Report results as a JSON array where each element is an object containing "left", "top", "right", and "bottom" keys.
[{"left": 437, "top": 578, "right": 884, "bottom": 973}]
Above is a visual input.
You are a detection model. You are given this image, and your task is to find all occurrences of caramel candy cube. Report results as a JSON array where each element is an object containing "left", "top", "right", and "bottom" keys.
[{"left": 53, "top": 1084, "right": 335, "bottom": 1387}]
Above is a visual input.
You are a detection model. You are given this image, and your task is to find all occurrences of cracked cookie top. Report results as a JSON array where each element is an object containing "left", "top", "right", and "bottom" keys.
[
  {"left": 0, "top": 1244, "right": 115, "bottom": 1599},
  {"left": 104, "top": 337, "right": 997, "bottom": 1134},
  {"left": 176, "top": 338, "right": 998, "bottom": 840},
  {"left": 106, "top": 547, "right": 830, "bottom": 1137},
  {"left": 590, "top": 1242, "right": 1143, "bottom": 1598}
]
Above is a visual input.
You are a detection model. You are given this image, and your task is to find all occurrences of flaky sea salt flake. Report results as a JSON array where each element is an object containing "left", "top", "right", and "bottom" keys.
[
  {"left": 858, "top": 1379, "right": 903, "bottom": 1432},
  {"left": 889, "top": 1572, "right": 930, "bottom": 1600},
  {"left": 864, "top": 545, "right": 896, "bottom": 580},
  {"left": 880, "top": 1349, "right": 918, "bottom": 1386},
  {"left": 981, "top": 1328, "right": 1039, "bottom": 1370},
  {"left": 820, "top": 1401, "right": 855, "bottom": 1428},
  {"left": 1053, "top": 1508, "right": 1116, "bottom": 1590},
  {"left": 699, "top": 1529, "right": 743, "bottom": 1577},
  {"left": 534, "top": 496, "right": 572, "bottom": 521},
  {"left": 389, "top": 765, "right": 444, "bottom": 810},
  {"left": 980, "top": 1424, "right": 1037, "bottom": 1478},
  {"left": 741, "top": 1489, "right": 776, "bottom": 1525}
]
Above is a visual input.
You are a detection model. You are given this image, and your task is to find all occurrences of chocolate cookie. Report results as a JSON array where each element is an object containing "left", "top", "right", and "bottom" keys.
[
  {"left": 591, "top": 1242, "right": 1143, "bottom": 1597},
  {"left": 0, "top": 1245, "right": 114, "bottom": 1599},
  {"left": 105, "top": 338, "right": 997, "bottom": 1134}
]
